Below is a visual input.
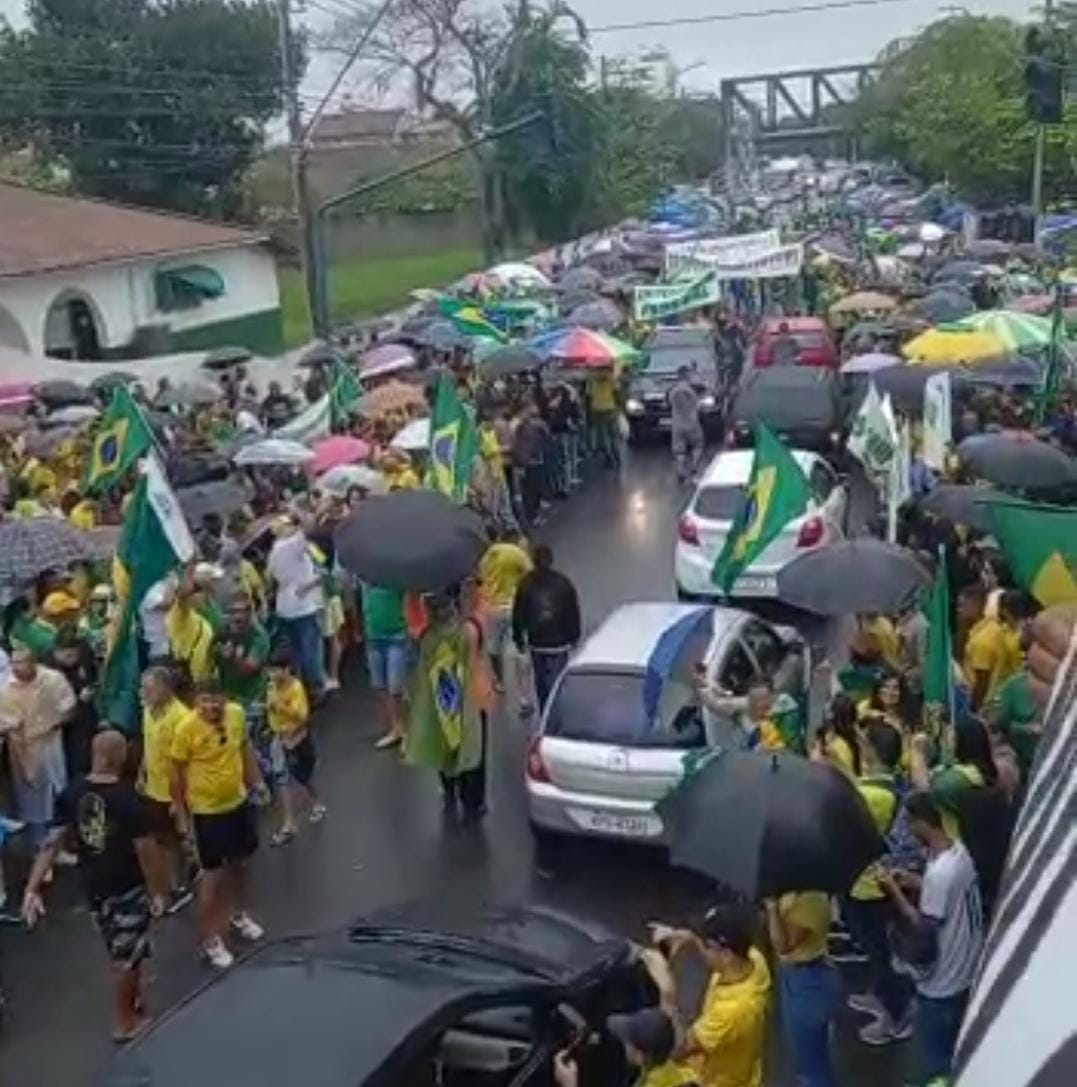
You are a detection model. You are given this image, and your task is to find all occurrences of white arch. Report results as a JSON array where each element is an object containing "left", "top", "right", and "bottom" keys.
[
  {"left": 43, "top": 288, "right": 108, "bottom": 359},
  {"left": 0, "top": 303, "right": 29, "bottom": 353}
]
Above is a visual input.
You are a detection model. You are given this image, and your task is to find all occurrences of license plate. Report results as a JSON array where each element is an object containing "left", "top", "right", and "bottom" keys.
[
  {"left": 567, "top": 808, "right": 662, "bottom": 838},
  {"left": 657, "top": 417, "right": 672, "bottom": 430},
  {"left": 734, "top": 574, "right": 776, "bottom": 594}
]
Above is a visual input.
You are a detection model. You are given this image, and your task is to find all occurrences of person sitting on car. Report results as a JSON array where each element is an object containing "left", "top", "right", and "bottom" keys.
[{"left": 693, "top": 672, "right": 801, "bottom": 752}]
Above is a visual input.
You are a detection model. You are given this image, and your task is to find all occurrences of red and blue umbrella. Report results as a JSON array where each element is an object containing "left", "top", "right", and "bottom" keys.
[{"left": 525, "top": 326, "right": 640, "bottom": 370}]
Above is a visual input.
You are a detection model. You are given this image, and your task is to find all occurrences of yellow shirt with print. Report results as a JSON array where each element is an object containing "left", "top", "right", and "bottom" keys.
[
  {"left": 589, "top": 372, "right": 618, "bottom": 414},
  {"left": 963, "top": 617, "right": 1021, "bottom": 702},
  {"left": 479, "top": 542, "right": 532, "bottom": 610},
  {"left": 267, "top": 676, "right": 309, "bottom": 742},
  {"left": 479, "top": 425, "right": 504, "bottom": 478},
  {"left": 690, "top": 947, "right": 771, "bottom": 1087},
  {"left": 166, "top": 602, "right": 215, "bottom": 683},
  {"left": 141, "top": 696, "right": 189, "bottom": 804},
  {"left": 170, "top": 702, "right": 247, "bottom": 815},
  {"left": 774, "top": 891, "right": 830, "bottom": 965}
]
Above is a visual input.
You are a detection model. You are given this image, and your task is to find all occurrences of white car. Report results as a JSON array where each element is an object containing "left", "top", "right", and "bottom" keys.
[
  {"left": 674, "top": 448, "right": 847, "bottom": 600},
  {"left": 525, "top": 602, "right": 809, "bottom": 845}
]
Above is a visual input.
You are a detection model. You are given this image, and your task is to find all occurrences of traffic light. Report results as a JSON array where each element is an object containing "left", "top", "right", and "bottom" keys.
[{"left": 1024, "top": 27, "right": 1064, "bottom": 125}]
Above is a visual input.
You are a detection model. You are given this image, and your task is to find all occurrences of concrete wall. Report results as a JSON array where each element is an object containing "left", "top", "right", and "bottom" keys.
[{"left": 0, "top": 243, "right": 281, "bottom": 357}]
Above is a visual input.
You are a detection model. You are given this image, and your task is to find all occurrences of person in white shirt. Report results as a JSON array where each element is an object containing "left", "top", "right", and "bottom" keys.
[
  {"left": 139, "top": 574, "right": 177, "bottom": 663},
  {"left": 879, "top": 790, "right": 984, "bottom": 1085},
  {"left": 265, "top": 516, "right": 325, "bottom": 695}
]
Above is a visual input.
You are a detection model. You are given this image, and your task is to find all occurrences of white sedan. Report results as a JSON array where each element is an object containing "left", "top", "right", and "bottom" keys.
[{"left": 673, "top": 448, "right": 847, "bottom": 600}]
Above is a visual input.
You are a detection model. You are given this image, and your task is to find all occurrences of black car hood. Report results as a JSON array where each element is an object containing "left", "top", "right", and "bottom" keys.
[{"left": 108, "top": 904, "right": 627, "bottom": 1087}]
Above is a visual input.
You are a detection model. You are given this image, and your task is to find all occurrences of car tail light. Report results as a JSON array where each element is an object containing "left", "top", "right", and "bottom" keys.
[
  {"left": 526, "top": 736, "right": 551, "bottom": 783},
  {"left": 797, "top": 515, "right": 824, "bottom": 548},
  {"left": 678, "top": 515, "right": 700, "bottom": 546}
]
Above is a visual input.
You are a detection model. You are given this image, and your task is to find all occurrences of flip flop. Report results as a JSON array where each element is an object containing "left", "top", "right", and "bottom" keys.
[{"left": 270, "top": 828, "right": 297, "bottom": 848}]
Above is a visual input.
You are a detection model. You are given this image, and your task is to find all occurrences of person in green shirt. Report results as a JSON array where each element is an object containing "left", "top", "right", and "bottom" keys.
[
  {"left": 359, "top": 583, "right": 408, "bottom": 749},
  {"left": 985, "top": 646, "right": 1040, "bottom": 778},
  {"left": 214, "top": 597, "right": 272, "bottom": 782}
]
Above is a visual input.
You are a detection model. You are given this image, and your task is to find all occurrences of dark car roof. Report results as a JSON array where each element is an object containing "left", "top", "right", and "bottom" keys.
[
  {"left": 733, "top": 367, "right": 840, "bottom": 430},
  {"left": 109, "top": 905, "right": 626, "bottom": 1087}
]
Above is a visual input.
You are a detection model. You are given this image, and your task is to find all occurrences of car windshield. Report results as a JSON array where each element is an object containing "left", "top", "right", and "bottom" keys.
[
  {"left": 645, "top": 346, "right": 713, "bottom": 377},
  {"left": 545, "top": 671, "right": 701, "bottom": 747},
  {"left": 791, "top": 331, "right": 828, "bottom": 350},
  {"left": 694, "top": 484, "right": 746, "bottom": 520}
]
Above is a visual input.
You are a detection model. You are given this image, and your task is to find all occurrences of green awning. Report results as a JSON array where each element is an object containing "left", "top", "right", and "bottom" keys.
[{"left": 155, "top": 265, "right": 226, "bottom": 311}]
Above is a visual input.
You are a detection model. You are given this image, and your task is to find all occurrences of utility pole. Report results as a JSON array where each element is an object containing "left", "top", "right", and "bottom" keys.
[
  {"left": 277, "top": 0, "right": 319, "bottom": 341},
  {"left": 1030, "top": 0, "right": 1056, "bottom": 222}
]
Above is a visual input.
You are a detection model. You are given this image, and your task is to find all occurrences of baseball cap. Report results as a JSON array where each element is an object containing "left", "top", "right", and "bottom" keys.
[{"left": 606, "top": 1008, "right": 676, "bottom": 1063}]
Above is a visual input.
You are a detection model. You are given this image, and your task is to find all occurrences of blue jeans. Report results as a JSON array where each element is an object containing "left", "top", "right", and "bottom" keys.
[
  {"left": 279, "top": 613, "right": 325, "bottom": 692},
  {"left": 558, "top": 431, "right": 581, "bottom": 484},
  {"left": 531, "top": 648, "right": 569, "bottom": 712},
  {"left": 591, "top": 412, "right": 620, "bottom": 466},
  {"left": 916, "top": 990, "right": 968, "bottom": 1084},
  {"left": 780, "top": 961, "right": 840, "bottom": 1087}
]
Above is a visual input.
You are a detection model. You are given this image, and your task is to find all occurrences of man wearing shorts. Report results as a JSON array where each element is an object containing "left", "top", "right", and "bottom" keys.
[
  {"left": 669, "top": 366, "right": 704, "bottom": 485},
  {"left": 23, "top": 730, "right": 155, "bottom": 1042},
  {"left": 170, "top": 681, "right": 266, "bottom": 969},
  {"left": 360, "top": 583, "right": 409, "bottom": 749}
]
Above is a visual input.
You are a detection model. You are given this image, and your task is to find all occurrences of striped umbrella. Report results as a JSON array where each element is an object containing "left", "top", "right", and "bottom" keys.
[
  {"left": 526, "top": 326, "right": 640, "bottom": 369},
  {"left": 945, "top": 310, "right": 1057, "bottom": 353}
]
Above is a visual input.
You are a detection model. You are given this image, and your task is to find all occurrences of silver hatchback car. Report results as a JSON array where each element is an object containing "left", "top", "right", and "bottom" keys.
[{"left": 525, "top": 602, "right": 810, "bottom": 845}]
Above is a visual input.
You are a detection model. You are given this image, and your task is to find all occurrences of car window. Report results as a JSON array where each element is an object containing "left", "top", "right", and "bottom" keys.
[
  {"left": 544, "top": 671, "right": 701, "bottom": 747},
  {"left": 694, "top": 484, "right": 746, "bottom": 520},
  {"left": 792, "top": 331, "right": 828, "bottom": 350},
  {"left": 809, "top": 461, "right": 835, "bottom": 501},
  {"left": 718, "top": 641, "right": 757, "bottom": 694},
  {"left": 741, "top": 621, "right": 784, "bottom": 677}
]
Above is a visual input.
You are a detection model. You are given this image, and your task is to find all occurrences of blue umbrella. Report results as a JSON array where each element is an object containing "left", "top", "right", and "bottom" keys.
[{"left": 642, "top": 607, "right": 713, "bottom": 724}]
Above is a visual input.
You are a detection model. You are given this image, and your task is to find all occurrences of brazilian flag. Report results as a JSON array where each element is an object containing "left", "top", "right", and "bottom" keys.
[
  {"left": 328, "top": 358, "right": 362, "bottom": 429},
  {"left": 426, "top": 373, "right": 478, "bottom": 504},
  {"left": 82, "top": 386, "right": 154, "bottom": 494},
  {"left": 711, "top": 423, "right": 810, "bottom": 594},
  {"left": 985, "top": 498, "right": 1077, "bottom": 607}
]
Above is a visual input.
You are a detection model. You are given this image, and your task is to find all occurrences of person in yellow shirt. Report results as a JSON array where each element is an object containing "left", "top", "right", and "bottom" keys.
[
  {"left": 170, "top": 681, "right": 265, "bottom": 970},
  {"left": 382, "top": 449, "right": 420, "bottom": 491},
  {"left": 166, "top": 572, "right": 216, "bottom": 688},
  {"left": 137, "top": 667, "right": 193, "bottom": 916},
  {"left": 554, "top": 1008, "right": 696, "bottom": 1087},
  {"left": 67, "top": 496, "right": 99, "bottom": 531},
  {"left": 857, "top": 612, "right": 901, "bottom": 671},
  {"left": 765, "top": 892, "right": 839, "bottom": 1087},
  {"left": 266, "top": 647, "right": 325, "bottom": 846},
  {"left": 645, "top": 904, "right": 771, "bottom": 1087},
  {"left": 844, "top": 721, "right": 914, "bottom": 1046},
  {"left": 478, "top": 529, "right": 533, "bottom": 696},
  {"left": 587, "top": 369, "right": 621, "bottom": 468},
  {"left": 961, "top": 587, "right": 1022, "bottom": 710}
]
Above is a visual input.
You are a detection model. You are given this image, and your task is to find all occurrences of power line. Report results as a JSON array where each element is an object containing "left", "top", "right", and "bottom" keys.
[{"left": 588, "top": 0, "right": 927, "bottom": 35}]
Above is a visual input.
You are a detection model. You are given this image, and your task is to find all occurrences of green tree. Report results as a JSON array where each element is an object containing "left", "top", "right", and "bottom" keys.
[
  {"left": 0, "top": 0, "right": 303, "bottom": 216},
  {"left": 854, "top": 14, "right": 1075, "bottom": 204}
]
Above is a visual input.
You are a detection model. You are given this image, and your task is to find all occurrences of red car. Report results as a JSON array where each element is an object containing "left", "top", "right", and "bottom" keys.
[{"left": 752, "top": 316, "right": 838, "bottom": 370}]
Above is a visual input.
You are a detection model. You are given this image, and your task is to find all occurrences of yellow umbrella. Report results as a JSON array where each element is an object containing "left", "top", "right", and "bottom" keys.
[
  {"left": 902, "top": 328, "right": 1007, "bottom": 366},
  {"left": 829, "top": 290, "right": 898, "bottom": 317}
]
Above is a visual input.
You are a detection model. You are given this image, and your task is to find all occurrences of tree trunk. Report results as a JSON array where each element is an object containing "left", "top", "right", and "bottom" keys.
[{"left": 474, "top": 148, "right": 505, "bottom": 264}]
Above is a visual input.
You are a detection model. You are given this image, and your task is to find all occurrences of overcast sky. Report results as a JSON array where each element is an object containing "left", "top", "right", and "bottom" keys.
[{"left": 0, "top": 0, "right": 1036, "bottom": 106}]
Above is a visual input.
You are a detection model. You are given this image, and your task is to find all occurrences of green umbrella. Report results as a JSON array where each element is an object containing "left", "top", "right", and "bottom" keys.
[{"left": 945, "top": 310, "right": 1056, "bottom": 353}]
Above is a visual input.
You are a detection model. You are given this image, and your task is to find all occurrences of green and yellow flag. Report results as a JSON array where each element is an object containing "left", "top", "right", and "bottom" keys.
[
  {"left": 437, "top": 297, "right": 507, "bottom": 343},
  {"left": 921, "top": 556, "right": 953, "bottom": 712},
  {"left": 427, "top": 373, "right": 478, "bottom": 503},
  {"left": 711, "top": 423, "right": 810, "bottom": 594},
  {"left": 82, "top": 386, "right": 154, "bottom": 494},
  {"left": 328, "top": 358, "right": 362, "bottom": 429},
  {"left": 985, "top": 498, "right": 1077, "bottom": 607}
]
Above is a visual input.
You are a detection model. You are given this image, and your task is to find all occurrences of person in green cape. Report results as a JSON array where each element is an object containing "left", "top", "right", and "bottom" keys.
[{"left": 404, "top": 589, "right": 490, "bottom": 821}]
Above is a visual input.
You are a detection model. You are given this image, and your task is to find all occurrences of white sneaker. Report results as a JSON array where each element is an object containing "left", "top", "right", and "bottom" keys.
[
  {"left": 202, "top": 937, "right": 234, "bottom": 970},
  {"left": 230, "top": 913, "right": 265, "bottom": 942},
  {"left": 847, "top": 992, "right": 886, "bottom": 1017},
  {"left": 309, "top": 803, "right": 327, "bottom": 824},
  {"left": 324, "top": 678, "right": 341, "bottom": 692}
]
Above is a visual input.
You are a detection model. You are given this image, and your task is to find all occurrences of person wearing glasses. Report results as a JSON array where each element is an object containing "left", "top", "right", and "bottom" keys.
[{"left": 170, "top": 680, "right": 267, "bottom": 970}]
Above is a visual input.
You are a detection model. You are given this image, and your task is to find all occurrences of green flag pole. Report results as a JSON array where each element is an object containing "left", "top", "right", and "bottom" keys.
[{"left": 1035, "top": 275, "right": 1065, "bottom": 425}]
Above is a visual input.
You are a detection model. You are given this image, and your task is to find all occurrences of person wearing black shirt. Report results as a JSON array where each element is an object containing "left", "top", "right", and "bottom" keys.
[{"left": 22, "top": 730, "right": 154, "bottom": 1042}]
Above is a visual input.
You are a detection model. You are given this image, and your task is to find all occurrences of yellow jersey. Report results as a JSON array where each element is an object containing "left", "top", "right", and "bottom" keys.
[
  {"left": 140, "top": 696, "right": 189, "bottom": 804},
  {"left": 167, "top": 602, "right": 215, "bottom": 683},
  {"left": 589, "top": 372, "right": 618, "bottom": 413},
  {"left": 774, "top": 892, "right": 830, "bottom": 965},
  {"left": 963, "top": 617, "right": 1020, "bottom": 702},
  {"left": 170, "top": 702, "right": 247, "bottom": 815},
  {"left": 851, "top": 774, "right": 898, "bottom": 900},
  {"left": 690, "top": 947, "right": 771, "bottom": 1087},
  {"left": 267, "top": 676, "right": 309, "bottom": 740},
  {"left": 479, "top": 542, "right": 532, "bottom": 609}
]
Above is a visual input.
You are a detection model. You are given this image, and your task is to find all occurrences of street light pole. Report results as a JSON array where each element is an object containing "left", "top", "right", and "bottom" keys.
[{"left": 1031, "top": 0, "right": 1055, "bottom": 222}]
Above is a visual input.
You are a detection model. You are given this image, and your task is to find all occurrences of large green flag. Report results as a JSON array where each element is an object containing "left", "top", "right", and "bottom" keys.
[
  {"left": 99, "top": 456, "right": 195, "bottom": 732},
  {"left": 328, "top": 358, "right": 362, "bottom": 429},
  {"left": 426, "top": 373, "right": 479, "bottom": 503},
  {"left": 985, "top": 498, "right": 1077, "bottom": 608},
  {"left": 82, "top": 386, "right": 154, "bottom": 494},
  {"left": 921, "top": 557, "right": 953, "bottom": 711},
  {"left": 711, "top": 423, "right": 810, "bottom": 594}
]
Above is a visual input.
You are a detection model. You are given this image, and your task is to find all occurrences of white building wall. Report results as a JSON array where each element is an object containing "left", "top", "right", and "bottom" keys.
[{"left": 0, "top": 243, "right": 279, "bottom": 356}]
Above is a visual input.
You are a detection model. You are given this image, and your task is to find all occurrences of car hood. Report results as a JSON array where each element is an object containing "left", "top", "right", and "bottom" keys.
[{"left": 108, "top": 904, "right": 627, "bottom": 1087}]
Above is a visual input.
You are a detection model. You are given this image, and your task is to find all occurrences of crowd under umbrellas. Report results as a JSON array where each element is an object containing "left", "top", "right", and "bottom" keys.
[{"left": 0, "top": 178, "right": 1073, "bottom": 1087}]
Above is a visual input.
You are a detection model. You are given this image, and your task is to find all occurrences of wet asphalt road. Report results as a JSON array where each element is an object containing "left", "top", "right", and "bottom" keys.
[{"left": 0, "top": 444, "right": 909, "bottom": 1087}]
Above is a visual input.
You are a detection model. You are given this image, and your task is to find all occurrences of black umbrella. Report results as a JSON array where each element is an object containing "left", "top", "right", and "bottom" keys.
[
  {"left": 202, "top": 345, "right": 253, "bottom": 370},
  {"left": 568, "top": 300, "right": 624, "bottom": 331},
  {"left": 964, "top": 239, "right": 1012, "bottom": 261},
  {"left": 89, "top": 370, "right": 137, "bottom": 391},
  {"left": 957, "top": 432, "right": 1077, "bottom": 490},
  {"left": 298, "top": 342, "right": 344, "bottom": 368},
  {"left": 657, "top": 750, "right": 882, "bottom": 898},
  {"left": 35, "top": 379, "right": 93, "bottom": 407},
  {"left": 777, "top": 537, "right": 931, "bottom": 616},
  {"left": 334, "top": 489, "right": 485, "bottom": 591},
  {"left": 557, "top": 288, "right": 602, "bottom": 315},
  {"left": 478, "top": 344, "right": 542, "bottom": 380},
  {"left": 933, "top": 260, "right": 992, "bottom": 285},
  {"left": 410, "top": 320, "right": 471, "bottom": 353},
  {"left": 168, "top": 454, "right": 232, "bottom": 488},
  {"left": 920, "top": 483, "right": 1003, "bottom": 532},
  {"left": 908, "top": 289, "right": 975, "bottom": 324},
  {"left": 176, "top": 479, "right": 253, "bottom": 524},
  {"left": 558, "top": 266, "right": 604, "bottom": 292}
]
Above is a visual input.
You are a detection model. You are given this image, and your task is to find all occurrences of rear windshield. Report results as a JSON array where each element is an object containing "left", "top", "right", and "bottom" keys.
[
  {"left": 545, "top": 671, "right": 702, "bottom": 747},
  {"left": 791, "top": 331, "right": 828, "bottom": 350},
  {"left": 694, "top": 485, "right": 746, "bottom": 520}
]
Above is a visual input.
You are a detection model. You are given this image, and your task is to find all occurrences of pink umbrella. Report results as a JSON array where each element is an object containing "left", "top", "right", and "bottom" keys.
[
  {"left": 1010, "top": 294, "right": 1053, "bottom": 316},
  {"left": 359, "top": 343, "right": 416, "bottom": 380},
  {"left": 308, "top": 436, "right": 370, "bottom": 475},
  {"left": 0, "top": 381, "right": 34, "bottom": 413}
]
